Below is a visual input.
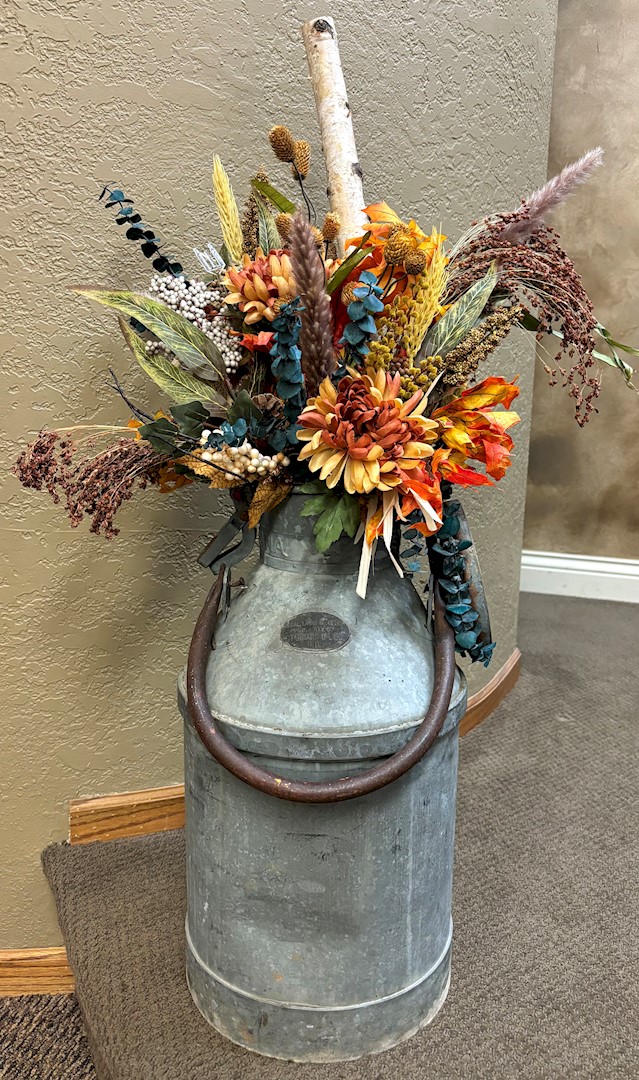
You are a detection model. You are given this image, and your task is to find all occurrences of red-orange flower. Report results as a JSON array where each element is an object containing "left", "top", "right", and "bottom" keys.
[{"left": 431, "top": 377, "right": 521, "bottom": 480}]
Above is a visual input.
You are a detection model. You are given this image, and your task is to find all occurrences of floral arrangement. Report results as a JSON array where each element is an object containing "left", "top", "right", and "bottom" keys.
[{"left": 14, "top": 119, "right": 637, "bottom": 666}]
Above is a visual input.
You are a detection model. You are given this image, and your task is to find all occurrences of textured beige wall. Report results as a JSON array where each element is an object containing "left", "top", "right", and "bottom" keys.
[
  {"left": 1, "top": 0, "right": 557, "bottom": 947},
  {"left": 524, "top": 0, "right": 639, "bottom": 557}
]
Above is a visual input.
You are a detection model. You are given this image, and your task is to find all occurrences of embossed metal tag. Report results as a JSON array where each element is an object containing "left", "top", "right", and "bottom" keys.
[{"left": 280, "top": 610, "right": 351, "bottom": 651}]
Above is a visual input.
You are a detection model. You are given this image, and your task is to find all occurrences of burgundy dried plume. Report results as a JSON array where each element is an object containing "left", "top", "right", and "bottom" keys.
[
  {"left": 13, "top": 432, "right": 166, "bottom": 538},
  {"left": 288, "top": 209, "right": 335, "bottom": 394},
  {"left": 448, "top": 222, "right": 600, "bottom": 425}
]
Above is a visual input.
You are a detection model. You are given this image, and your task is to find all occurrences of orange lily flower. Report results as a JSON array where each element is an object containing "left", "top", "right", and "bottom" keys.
[{"left": 431, "top": 377, "right": 521, "bottom": 481}]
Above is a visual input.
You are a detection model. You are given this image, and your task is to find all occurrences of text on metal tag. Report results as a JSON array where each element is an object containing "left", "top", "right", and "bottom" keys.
[{"left": 280, "top": 610, "right": 351, "bottom": 651}]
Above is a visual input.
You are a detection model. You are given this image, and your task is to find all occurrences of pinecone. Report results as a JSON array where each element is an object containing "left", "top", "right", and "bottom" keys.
[{"left": 254, "top": 393, "right": 284, "bottom": 417}]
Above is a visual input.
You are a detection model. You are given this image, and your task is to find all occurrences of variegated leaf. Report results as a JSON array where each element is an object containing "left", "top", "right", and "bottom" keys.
[
  {"left": 421, "top": 263, "right": 498, "bottom": 359},
  {"left": 119, "top": 319, "right": 226, "bottom": 406},
  {"left": 256, "top": 196, "right": 281, "bottom": 254},
  {"left": 75, "top": 288, "right": 227, "bottom": 385}
]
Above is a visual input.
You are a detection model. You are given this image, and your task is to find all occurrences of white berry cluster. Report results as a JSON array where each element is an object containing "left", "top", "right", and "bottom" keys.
[
  {"left": 145, "top": 340, "right": 174, "bottom": 361},
  {"left": 147, "top": 274, "right": 243, "bottom": 374},
  {"left": 148, "top": 274, "right": 220, "bottom": 330},
  {"left": 199, "top": 431, "right": 290, "bottom": 480},
  {"left": 207, "top": 316, "right": 243, "bottom": 373}
]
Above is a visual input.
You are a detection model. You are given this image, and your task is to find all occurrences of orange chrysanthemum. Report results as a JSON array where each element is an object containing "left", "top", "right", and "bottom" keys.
[{"left": 297, "top": 368, "right": 439, "bottom": 495}]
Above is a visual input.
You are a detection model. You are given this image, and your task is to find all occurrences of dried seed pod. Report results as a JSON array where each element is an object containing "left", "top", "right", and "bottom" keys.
[
  {"left": 269, "top": 126, "right": 296, "bottom": 163},
  {"left": 292, "top": 139, "right": 311, "bottom": 179},
  {"left": 384, "top": 231, "right": 413, "bottom": 265},
  {"left": 340, "top": 281, "right": 358, "bottom": 306},
  {"left": 321, "top": 212, "right": 341, "bottom": 243},
  {"left": 404, "top": 249, "right": 428, "bottom": 276},
  {"left": 388, "top": 222, "right": 410, "bottom": 238},
  {"left": 310, "top": 225, "right": 324, "bottom": 249},
  {"left": 275, "top": 212, "right": 293, "bottom": 241}
]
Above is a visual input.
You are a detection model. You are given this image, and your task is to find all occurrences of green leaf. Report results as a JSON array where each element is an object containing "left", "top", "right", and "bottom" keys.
[
  {"left": 596, "top": 322, "right": 639, "bottom": 357},
  {"left": 300, "top": 494, "right": 335, "bottom": 517},
  {"left": 520, "top": 312, "right": 637, "bottom": 390},
  {"left": 313, "top": 500, "right": 346, "bottom": 553},
  {"left": 250, "top": 178, "right": 296, "bottom": 215},
  {"left": 325, "top": 233, "right": 372, "bottom": 295},
  {"left": 308, "top": 492, "right": 361, "bottom": 552},
  {"left": 227, "top": 388, "right": 263, "bottom": 424},
  {"left": 338, "top": 492, "right": 361, "bottom": 538},
  {"left": 219, "top": 242, "right": 232, "bottom": 267},
  {"left": 138, "top": 416, "right": 178, "bottom": 454},
  {"left": 421, "top": 262, "right": 498, "bottom": 358},
  {"left": 518, "top": 310, "right": 542, "bottom": 333},
  {"left": 119, "top": 319, "right": 222, "bottom": 405},
  {"left": 255, "top": 196, "right": 281, "bottom": 253},
  {"left": 75, "top": 288, "right": 228, "bottom": 387},
  {"left": 170, "top": 401, "right": 210, "bottom": 437},
  {"left": 299, "top": 480, "right": 328, "bottom": 494}
]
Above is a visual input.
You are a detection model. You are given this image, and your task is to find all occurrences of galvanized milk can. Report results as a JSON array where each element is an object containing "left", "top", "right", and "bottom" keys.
[{"left": 178, "top": 491, "right": 467, "bottom": 1062}]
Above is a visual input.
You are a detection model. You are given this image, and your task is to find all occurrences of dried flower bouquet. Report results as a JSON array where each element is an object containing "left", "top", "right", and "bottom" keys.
[{"left": 14, "top": 110, "right": 638, "bottom": 666}]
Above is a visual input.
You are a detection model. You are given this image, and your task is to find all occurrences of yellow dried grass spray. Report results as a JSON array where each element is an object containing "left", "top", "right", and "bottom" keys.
[{"left": 212, "top": 156, "right": 244, "bottom": 265}]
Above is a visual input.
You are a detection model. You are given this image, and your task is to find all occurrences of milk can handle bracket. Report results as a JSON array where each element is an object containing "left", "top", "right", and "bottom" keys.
[{"left": 186, "top": 569, "right": 458, "bottom": 803}]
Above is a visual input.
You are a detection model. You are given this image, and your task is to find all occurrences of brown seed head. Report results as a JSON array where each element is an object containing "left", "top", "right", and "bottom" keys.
[
  {"left": 310, "top": 225, "right": 324, "bottom": 249},
  {"left": 292, "top": 139, "right": 311, "bottom": 179},
  {"left": 321, "top": 212, "right": 341, "bottom": 243},
  {"left": 404, "top": 249, "right": 428, "bottom": 276},
  {"left": 275, "top": 212, "right": 293, "bottom": 241},
  {"left": 341, "top": 281, "right": 358, "bottom": 307},
  {"left": 269, "top": 126, "right": 296, "bottom": 163},
  {"left": 384, "top": 231, "right": 413, "bottom": 265}
]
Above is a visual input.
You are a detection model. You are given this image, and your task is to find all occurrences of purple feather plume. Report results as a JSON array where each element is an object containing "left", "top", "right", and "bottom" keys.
[{"left": 501, "top": 147, "right": 604, "bottom": 244}]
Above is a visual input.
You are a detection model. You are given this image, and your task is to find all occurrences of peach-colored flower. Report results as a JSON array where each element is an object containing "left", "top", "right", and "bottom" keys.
[{"left": 224, "top": 248, "right": 297, "bottom": 324}]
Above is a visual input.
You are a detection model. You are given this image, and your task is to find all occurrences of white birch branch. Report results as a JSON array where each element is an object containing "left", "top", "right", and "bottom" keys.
[{"left": 301, "top": 16, "right": 368, "bottom": 253}]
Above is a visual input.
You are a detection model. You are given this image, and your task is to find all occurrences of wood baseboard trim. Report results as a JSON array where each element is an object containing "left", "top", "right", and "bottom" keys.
[
  {"left": 460, "top": 645, "right": 521, "bottom": 737},
  {"left": 0, "top": 647, "right": 520, "bottom": 997},
  {"left": 0, "top": 947, "right": 74, "bottom": 997},
  {"left": 69, "top": 784, "right": 186, "bottom": 846}
]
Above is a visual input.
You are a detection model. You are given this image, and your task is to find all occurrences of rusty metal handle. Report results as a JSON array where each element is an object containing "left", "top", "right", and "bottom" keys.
[{"left": 186, "top": 569, "right": 458, "bottom": 803}]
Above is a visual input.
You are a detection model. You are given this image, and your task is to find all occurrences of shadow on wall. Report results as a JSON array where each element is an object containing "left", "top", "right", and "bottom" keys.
[{"left": 524, "top": 0, "right": 639, "bottom": 559}]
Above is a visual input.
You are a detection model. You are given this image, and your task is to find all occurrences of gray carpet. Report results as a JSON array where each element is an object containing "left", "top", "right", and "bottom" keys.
[
  {"left": 4, "top": 593, "right": 639, "bottom": 1078},
  {"left": 0, "top": 994, "right": 94, "bottom": 1079}
]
